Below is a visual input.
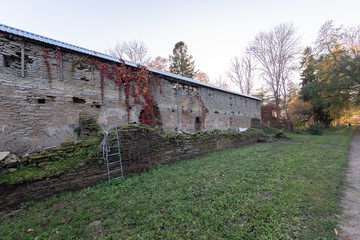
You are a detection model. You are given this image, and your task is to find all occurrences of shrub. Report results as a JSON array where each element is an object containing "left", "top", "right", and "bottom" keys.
[{"left": 307, "top": 122, "right": 324, "bottom": 135}]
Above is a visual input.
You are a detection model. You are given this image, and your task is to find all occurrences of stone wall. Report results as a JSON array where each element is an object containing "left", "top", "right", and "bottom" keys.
[
  {"left": 0, "top": 34, "right": 261, "bottom": 154},
  {"left": 0, "top": 126, "right": 265, "bottom": 209}
]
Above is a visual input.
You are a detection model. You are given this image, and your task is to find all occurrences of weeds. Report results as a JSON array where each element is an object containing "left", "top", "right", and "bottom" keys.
[{"left": 0, "top": 129, "right": 352, "bottom": 239}]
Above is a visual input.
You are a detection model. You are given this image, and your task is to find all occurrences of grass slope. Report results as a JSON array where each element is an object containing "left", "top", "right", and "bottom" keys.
[{"left": 0, "top": 128, "right": 352, "bottom": 239}]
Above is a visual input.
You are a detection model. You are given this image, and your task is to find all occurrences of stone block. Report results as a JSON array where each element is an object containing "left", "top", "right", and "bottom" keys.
[{"left": 0, "top": 152, "right": 21, "bottom": 168}]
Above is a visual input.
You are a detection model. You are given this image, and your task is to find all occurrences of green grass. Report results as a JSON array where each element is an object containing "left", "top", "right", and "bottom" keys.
[{"left": 0, "top": 129, "right": 353, "bottom": 239}]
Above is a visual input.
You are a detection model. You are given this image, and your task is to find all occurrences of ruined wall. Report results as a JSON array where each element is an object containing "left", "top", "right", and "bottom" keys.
[
  {"left": 0, "top": 35, "right": 261, "bottom": 154},
  {"left": 0, "top": 126, "right": 265, "bottom": 209}
]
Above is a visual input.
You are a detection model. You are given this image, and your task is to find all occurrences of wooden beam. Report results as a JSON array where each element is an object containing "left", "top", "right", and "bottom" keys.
[
  {"left": 59, "top": 50, "right": 63, "bottom": 81},
  {"left": 21, "top": 40, "right": 25, "bottom": 77},
  {"left": 176, "top": 82, "right": 180, "bottom": 130}
]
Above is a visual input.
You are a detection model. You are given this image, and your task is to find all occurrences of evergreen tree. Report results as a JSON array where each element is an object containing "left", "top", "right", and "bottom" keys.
[{"left": 169, "top": 41, "right": 197, "bottom": 78}]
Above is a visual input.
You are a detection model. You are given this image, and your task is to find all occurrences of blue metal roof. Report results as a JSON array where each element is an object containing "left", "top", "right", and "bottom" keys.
[{"left": 0, "top": 23, "right": 261, "bottom": 101}]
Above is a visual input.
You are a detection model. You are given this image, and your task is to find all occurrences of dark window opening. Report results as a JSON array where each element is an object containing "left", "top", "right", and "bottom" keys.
[
  {"left": 214, "top": 111, "right": 219, "bottom": 114},
  {"left": 172, "top": 109, "right": 175, "bottom": 112},
  {"left": 4, "top": 55, "right": 20, "bottom": 68},
  {"left": 195, "top": 117, "right": 201, "bottom": 131},
  {"left": 138, "top": 105, "right": 162, "bottom": 126},
  {"left": 73, "top": 97, "right": 86, "bottom": 104},
  {"left": 46, "top": 95, "right": 56, "bottom": 100},
  {"left": 38, "top": 99, "right": 46, "bottom": 104},
  {"left": 91, "top": 102, "right": 102, "bottom": 109}
]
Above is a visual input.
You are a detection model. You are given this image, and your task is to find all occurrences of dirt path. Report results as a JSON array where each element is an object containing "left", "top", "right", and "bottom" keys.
[{"left": 338, "top": 127, "right": 360, "bottom": 240}]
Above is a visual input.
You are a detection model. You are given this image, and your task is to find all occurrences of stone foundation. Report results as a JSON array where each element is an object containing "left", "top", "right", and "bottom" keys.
[{"left": 0, "top": 126, "right": 265, "bottom": 209}]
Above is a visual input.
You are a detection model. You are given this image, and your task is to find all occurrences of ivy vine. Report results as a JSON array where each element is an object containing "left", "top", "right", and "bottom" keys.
[
  {"left": 88, "top": 58, "right": 162, "bottom": 125},
  {"left": 42, "top": 48, "right": 51, "bottom": 85}
]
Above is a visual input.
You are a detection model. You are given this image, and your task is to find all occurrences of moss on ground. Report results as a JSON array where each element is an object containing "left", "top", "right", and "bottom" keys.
[{"left": 0, "top": 123, "right": 265, "bottom": 185}]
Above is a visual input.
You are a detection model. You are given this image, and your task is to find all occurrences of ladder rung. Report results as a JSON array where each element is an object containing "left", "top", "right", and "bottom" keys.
[
  {"left": 108, "top": 153, "right": 119, "bottom": 156},
  {"left": 112, "top": 176, "right": 123, "bottom": 181},
  {"left": 108, "top": 160, "right": 122, "bottom": 165},
  {"left": 104, "top": 128, "right": 123, "bottom": 183}
]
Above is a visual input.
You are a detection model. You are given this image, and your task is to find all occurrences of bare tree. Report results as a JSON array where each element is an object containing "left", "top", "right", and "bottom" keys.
[
  {"left": 343, "top": 25, "right": 360, "bottom": 57},
  {"left": 248, "top": 23, "right": 301, "bottom": 119},
  {"left": 227, "top": 54, "right": 255, "bottom": 95},
  {"left": 315, "top": 20, "right": 342, "bottom": 60},
  {"left": 105, "top": 40, "right": 150, "bottom": 65},
  {"left": 214, "top": 75, "right": 229, "bottom": 89}
]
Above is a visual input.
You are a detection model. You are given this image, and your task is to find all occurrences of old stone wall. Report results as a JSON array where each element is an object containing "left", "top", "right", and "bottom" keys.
[
  {"left": 0, "top": 126, "right": 265, "bottom": 209},
  {"left": 0, "top": 35, "right": 261, "bottom": 154}
]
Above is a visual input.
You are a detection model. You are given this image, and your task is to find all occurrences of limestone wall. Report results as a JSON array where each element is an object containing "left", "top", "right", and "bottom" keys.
[
  {"left": 0, "top": 35, "right": 261, "bottom": 154},
  {"left": 0, "top": 126, "right": 265, "bottom": 209}
]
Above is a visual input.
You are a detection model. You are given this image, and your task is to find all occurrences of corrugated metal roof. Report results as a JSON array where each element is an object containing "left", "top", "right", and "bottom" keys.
[{"left": 0, "top": 23, "right": 261, "bottom": 101}]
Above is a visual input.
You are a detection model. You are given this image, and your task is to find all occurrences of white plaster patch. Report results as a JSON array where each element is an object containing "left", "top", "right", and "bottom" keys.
[
  {"left": 0, "top": 124, "right": 7, "bottom": 133},
  {"left": 98, "top": 108, "right": 125, "bottom": 129}
]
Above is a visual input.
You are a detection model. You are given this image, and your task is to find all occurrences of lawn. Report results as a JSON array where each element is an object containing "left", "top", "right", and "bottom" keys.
[{"left": 0, "top": 128, "right": 353, "bottom": 239}]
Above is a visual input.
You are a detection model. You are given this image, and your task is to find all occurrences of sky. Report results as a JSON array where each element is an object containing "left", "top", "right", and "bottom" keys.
[{"left": 1, "top": 0, "right": 359, "bottom": 92}]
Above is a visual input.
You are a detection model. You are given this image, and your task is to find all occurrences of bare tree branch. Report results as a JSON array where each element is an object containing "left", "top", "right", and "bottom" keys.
[
  {"left": 248, "top": 23, "right": 301, "bottom": 119},
  {"left": 214, "top": 75, "right": 229, "bottom": 89},
  {"left": 105, "top": 40, "right": 150, "bottom": 65},
  {"left": 227, "top": 54, "right": 256, "bottom": 95}
]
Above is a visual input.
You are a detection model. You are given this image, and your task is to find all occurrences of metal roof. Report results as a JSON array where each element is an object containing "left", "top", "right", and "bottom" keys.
[{"left": 0, "top": 23, "right": 261, "bottom": 101}]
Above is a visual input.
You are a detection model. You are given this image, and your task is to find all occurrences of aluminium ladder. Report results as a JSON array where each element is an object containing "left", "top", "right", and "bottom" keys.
[{"left": 103, "top": 126, "right": 124, "bottom": 183}]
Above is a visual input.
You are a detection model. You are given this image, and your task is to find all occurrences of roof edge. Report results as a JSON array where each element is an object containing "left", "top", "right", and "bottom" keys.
[{"left": 0, "top": 23, "right": 261, "bottom": 101}]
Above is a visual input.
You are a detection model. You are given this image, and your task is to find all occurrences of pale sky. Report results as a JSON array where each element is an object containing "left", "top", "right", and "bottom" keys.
[{"left": 1, "top": 0, "right": 359, "bottom": 92}]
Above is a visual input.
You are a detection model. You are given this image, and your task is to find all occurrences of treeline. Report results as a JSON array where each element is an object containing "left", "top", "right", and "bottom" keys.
[{"left": 105, "top": 21, "right": 359, "bottom": 127}]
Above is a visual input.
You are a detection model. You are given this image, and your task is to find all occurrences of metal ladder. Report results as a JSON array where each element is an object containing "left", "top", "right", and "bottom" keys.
[{"left": 103, "top": 126, "right": 124, "bottom": 183}]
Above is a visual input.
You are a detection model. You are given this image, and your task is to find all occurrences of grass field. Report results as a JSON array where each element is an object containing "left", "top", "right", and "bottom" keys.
[{"left": 0, "top": 128, "right": 353, "bottom": 239}]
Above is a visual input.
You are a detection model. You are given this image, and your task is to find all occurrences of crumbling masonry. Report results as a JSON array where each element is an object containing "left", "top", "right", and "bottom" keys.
[{"left": 0, "top": 24, "right": 261, "bottom": 154}]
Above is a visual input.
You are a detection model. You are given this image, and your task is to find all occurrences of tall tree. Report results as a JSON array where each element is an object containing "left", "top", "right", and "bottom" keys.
[
  {"left": 227, "top": 54, "right": 255, "bottom": 95},
  {"left": 248, "top": 23, "right": 301, "bottom": 119},
  {"left": 300, "top": 21, "right": 360, "bottom": 125},
  {"left": 106, "top": 40, "right": 150, "bottom": 65},
  {"left": 300, "top": 47, "right": 333, "bottom": 126},
  {"left": 169, "top": 41, "right": 197, "bottom": 78}
]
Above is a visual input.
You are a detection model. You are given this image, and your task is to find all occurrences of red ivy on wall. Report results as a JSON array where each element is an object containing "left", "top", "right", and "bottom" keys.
[
  {"left": 55, "top": 47, "right": 61, "bottom": 71},
  {"left": 261, "top": 103, "right": 279, "bottom": 127},
  {"left": 42, "top": 48, "right": 51, "bottom": 85},
  {"left": 88, "top": 58, "right": 162, "bottom": 125},
  {"left": 39, "top": 45, "right": 161, "bottom": 125}
]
